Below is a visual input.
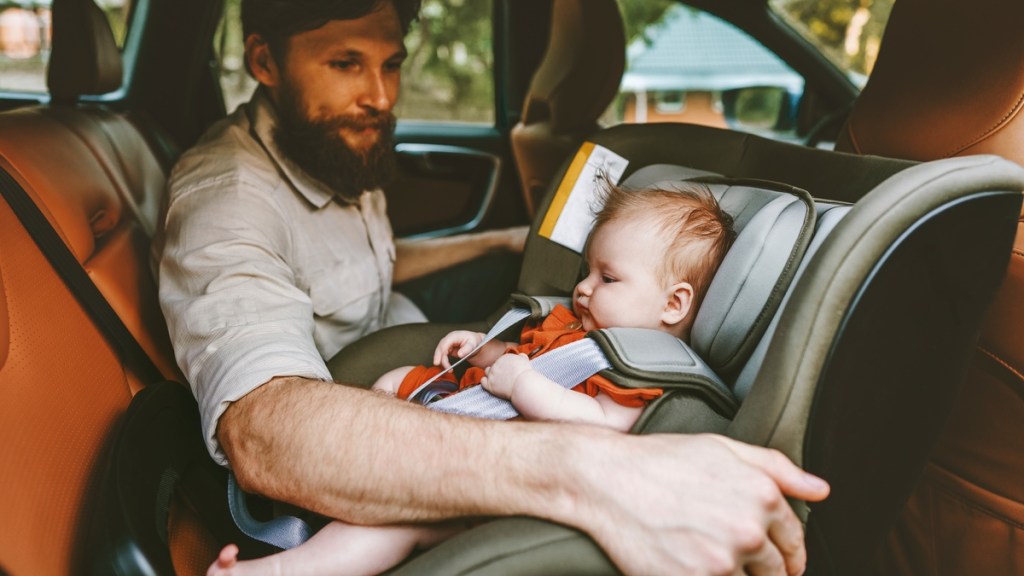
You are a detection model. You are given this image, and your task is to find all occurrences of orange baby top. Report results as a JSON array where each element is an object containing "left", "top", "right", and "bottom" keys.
[{"left": 397, "top": 304, "right": 663, "bottom": 407}]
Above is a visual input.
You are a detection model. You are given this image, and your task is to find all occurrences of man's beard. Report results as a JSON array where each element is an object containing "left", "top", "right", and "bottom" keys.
[{"left": 274, "top": 83, "right": 397, "bottom": 202}]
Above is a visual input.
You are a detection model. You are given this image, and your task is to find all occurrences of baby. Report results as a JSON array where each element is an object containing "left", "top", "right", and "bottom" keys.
[{"left": 210, "top": 180, "right": 736, "bottom": 576}]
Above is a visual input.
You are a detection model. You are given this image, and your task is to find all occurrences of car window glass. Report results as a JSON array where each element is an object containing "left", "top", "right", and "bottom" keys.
[
  {"left": 607, "top": 3, "right": 804, "bottom": 143},
  {"left": 769, "top": 0, "right": 894, "bottom": 87},
  {"left": 215, "top": 0, "right": 494, "bottom": 124},
  {"left": 0, "top": 0, "right": 131, "bottom": 94},
  {"left": 394, "top": 0, "right": 494, "bottom": 124}
]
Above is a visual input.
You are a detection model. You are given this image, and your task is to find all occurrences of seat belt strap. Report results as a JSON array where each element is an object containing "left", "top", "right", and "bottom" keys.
[
  {"left": 0, "top": 166, "right": 164, "bottom": 384},
  {"left": 227, "top": 473, "right": 314, "bottom": 550},
  {"left": 428, "top": 337, "right": 613, "bottom": 420},
  {"left": 406, "top": 306, "right": 532, "bottom": 403}
]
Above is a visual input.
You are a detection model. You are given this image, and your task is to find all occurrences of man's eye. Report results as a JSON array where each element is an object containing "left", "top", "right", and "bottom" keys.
[
  {"left": 384, "top": 60, "right": 404, "bottom": 72},
  {"left": 330, "top": 60, "right": 355, "bottom": 70}
]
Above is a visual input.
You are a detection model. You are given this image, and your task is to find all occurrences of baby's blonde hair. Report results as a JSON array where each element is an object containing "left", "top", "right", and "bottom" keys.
[{"left": 591, "top": 179, "right": 736, "bottom": 311}]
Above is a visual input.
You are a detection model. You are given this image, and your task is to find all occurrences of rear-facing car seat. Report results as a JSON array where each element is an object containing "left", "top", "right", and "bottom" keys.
[
  {"left": 323, "top": 122, "right": 1024, "bottom": 575},
  {"left": 834, "top": 0, "right": 1024, "bottom": 572}
]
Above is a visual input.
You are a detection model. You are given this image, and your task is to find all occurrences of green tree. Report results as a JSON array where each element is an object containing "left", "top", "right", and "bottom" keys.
[
  {"left": 396, "top": 0, "right": 494, "bottom": 122},
  {"left": 771, "top": 0, "right": 893, "bottom": 76},
  {"left": 617, "top": 0, "right": 676, "bottom": 44}
]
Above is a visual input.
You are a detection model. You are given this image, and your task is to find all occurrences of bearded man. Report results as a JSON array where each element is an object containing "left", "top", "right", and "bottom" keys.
[{"left": 156, "top": 1, "right": 829, "bottom": 574}]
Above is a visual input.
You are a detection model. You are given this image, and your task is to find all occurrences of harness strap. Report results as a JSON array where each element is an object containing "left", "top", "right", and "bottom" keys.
[{"left": 428, "top": 337, "right": 613, "bottom": 420}]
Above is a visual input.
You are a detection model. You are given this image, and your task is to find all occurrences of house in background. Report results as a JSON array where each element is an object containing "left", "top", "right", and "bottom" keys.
[{"left": 619, "top": 5, "right": 803, "bottom": 130}]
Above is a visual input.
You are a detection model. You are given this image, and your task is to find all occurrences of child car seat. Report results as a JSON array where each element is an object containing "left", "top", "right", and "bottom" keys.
[{"left": 381, "top": 124, "right": 1024, "bottom": 575}]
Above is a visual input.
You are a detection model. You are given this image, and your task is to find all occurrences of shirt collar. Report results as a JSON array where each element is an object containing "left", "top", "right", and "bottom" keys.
[{"left": 245, "top": 88, "right": 345, "bottom": 209}]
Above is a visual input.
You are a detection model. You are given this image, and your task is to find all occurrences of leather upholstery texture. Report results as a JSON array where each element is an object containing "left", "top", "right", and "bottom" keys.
[
  {"left": 0, "top": 0, "right": 199, "bottom": 571},
  {"left": 834, "top": 0, "right": 1024, "bottom": 572},
  {"left": 0, "top": 194, "right": 132, "bottom": 575},
  {"left": 0, "top": 109, "right": 180, "bottom": 385}
]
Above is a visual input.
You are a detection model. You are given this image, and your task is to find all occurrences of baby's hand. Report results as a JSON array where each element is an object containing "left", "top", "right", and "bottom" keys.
[
  {"left": 481, "top": 353, "right": 533, "bottom": 399},
  {"left": 433, "top": 330, "right": 486, "bottom": 368}
]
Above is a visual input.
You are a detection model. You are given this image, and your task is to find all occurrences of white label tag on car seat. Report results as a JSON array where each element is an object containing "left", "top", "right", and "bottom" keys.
[{"left": 538, "top": 142, "right": 629, "bottom": 253}]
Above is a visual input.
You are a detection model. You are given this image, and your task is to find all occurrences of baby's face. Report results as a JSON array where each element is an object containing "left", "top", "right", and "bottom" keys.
[{"left": 573, "top": 218, "right": 672, "bottom": 332}]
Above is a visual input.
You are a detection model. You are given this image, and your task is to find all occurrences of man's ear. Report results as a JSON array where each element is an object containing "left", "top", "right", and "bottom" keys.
[
  {"left": 661, "top": 281, "right": 694, "bottom": 327},
  {"left": 244, "top": 34, "right": 279, "bottom": 88}
]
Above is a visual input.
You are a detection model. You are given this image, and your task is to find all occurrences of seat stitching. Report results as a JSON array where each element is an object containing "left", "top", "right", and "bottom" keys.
[
  {"left": 977, "top": 345, "right": 1024, "bottom": 385},
  {"left": 928, "top": 462, "right": 1024, "bottom": 530},
  {"left": 946, "top": 90, "right": 1024, "bottom": 158}
]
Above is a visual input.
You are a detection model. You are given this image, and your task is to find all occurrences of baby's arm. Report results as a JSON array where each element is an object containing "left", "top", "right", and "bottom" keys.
[
  {"left": 433, "top": 331, "right": 511, "bottom": 369},
  {"left": 482, "top": 354, "right": 643, "bottom": 432}
]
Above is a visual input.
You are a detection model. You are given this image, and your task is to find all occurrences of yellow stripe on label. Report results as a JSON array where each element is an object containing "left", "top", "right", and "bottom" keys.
[{"left": 538, "top": 141, "right": 595, "bottom": 239}]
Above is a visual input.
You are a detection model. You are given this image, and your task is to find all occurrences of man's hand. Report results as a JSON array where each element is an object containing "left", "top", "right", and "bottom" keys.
[
  {"left": 480, "top": 225, "right": 529, "bottom": 254},
  {"left": 567, "top": 433, "right": 829, "bottom": 576},
  {"left": 480, "top": 353, "right": 533, "bottom": 398}
]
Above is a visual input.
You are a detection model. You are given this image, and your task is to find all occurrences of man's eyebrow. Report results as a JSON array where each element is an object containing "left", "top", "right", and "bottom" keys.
[{"left": 326, "top": 47, "right": 407, "bottom": 60}]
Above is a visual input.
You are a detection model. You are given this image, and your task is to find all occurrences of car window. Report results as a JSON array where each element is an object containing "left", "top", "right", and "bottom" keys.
[
  {"left": 0, "top": 0, "right": 131, "bottom": 95},
  {"left": 215, "top": 0, "right": 494, "bottom": 124},
  {"left": 769, "top": 0, "right": 894, "bottom": 87},
  {"left": 607, "top": 2, "right": 805, "bottom": 142}
]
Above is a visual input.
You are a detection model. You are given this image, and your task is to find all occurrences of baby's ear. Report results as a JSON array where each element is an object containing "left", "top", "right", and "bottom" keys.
[{"left": 662, "top": 281, "right": 694, "bottom": 327}]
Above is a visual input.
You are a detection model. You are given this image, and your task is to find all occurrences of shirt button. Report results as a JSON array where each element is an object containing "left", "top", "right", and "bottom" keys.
[{"left": 565, "top": 321, "right": 582, "bottom": 330}]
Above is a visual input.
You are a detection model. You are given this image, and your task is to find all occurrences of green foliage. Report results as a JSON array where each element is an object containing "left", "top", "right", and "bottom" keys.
[
  {"left": 616, "top": 0, "right": 676, "bottom": 44},
  {"left": 770, "top": 0, "right": 894, "bottom": 76},
  {"left": 396, "top": 0, "right": 494, "bottom": 122}
]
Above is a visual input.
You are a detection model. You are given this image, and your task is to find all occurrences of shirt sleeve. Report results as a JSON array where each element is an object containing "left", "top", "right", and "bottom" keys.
[{"left": 159, "top": 176, "right": 332, "bottom": 466}]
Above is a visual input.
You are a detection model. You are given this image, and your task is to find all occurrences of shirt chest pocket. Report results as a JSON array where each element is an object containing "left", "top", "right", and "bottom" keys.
[{"left": 307, "top": 261, "right": 381, "bottom": 326}]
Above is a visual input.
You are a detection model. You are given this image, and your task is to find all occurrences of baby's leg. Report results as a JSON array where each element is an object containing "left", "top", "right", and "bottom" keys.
[
  {"left": 371, "top": 366, "right": 416, "bottom": 396},
  {"left": 207, "top": 520, "right": 462, "bottom": 576}
]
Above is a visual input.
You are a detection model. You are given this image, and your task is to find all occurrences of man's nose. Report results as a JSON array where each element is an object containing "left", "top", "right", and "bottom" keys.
[{"left": 359, "top": 70, "right": 394, "bottom": 112}]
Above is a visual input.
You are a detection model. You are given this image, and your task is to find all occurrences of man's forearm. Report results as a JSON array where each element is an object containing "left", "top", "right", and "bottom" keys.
[
  {"left": 393, "top": 226, "right": 527, "bottom": 283},
  {"left": 219, "top": 375, "right": 588, "bottom": 524},
  {"left": 219, "top": 377, "right": 832, "bottom": 575}
]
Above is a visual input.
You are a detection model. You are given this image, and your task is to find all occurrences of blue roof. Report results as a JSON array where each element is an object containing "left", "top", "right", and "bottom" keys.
[{"left": 622, "top": 6, "right": 804, "bottom": 92}]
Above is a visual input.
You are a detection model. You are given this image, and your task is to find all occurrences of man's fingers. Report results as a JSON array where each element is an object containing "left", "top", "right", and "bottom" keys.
[
  {"left": 766, "top": 501, "right": 807, "bottom": 575},
  {"left": 714, "top": 437, "right": 830, "bottom": 502},
  {"left": 744, "top": 539, "right": 788, "bottom": 576}
]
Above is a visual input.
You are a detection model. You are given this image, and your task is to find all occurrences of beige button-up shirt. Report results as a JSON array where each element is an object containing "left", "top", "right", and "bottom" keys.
[{"left": 157, "top": 90, "right": 425, "bottom": 464}]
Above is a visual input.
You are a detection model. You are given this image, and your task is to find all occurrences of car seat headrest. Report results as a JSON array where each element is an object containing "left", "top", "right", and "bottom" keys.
[
  {"left": 521, "top": 0, "right": 625, "bottom": 132},
  {"left": 47, "top": 0, "right": 123, "bottom": 101},
  {"left": 620, "top": 166, "right": 816, "bottom": 380},
  {"left": 732, "top": 203, "right": 852, "bottom": 399},
  {"left": 835, "top": 0, "right": 1024, "bottom": 165}
]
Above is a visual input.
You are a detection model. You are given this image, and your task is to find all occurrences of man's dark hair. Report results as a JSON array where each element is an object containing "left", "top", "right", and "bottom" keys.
[{"left": 242, "top": 0, "right": 421, "bottom": 64}]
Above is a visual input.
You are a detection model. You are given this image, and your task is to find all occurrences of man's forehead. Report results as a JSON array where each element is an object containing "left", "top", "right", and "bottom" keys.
[{"left": 293, "top": 4, "right": 404, "bottom": 54}]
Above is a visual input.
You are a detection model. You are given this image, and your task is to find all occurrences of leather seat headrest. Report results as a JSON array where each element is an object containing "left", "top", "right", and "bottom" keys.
[
  {"left": 47, "top": 0, "right": 123, "bottom": 101},
  {"left": 521, "top": 0, "right": 625, "bottom": 132}
]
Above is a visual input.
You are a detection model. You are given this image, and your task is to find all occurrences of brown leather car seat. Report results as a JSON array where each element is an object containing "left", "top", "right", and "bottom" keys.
[
  {"left": 0, "top": 0, "right": 180, "bottom": 385},
  {"left": 0, "top": 0, "right": 218, "bottom": 574},
  {"left": 509, "top": 0, "right": 625, "bottom": 217},
  {"left": 834, "top": 0, "right": 1024, "bottom": 572}
]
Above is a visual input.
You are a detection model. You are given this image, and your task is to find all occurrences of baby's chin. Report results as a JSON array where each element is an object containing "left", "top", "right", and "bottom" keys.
[{"left": 579, "top": 315, "right": 598, "bottom": 332}]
